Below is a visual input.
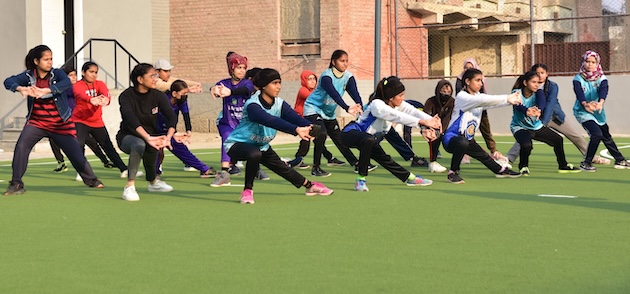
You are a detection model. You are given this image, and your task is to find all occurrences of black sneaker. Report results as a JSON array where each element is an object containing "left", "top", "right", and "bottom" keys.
[
  {"left": 200, "top": 167, "right": 218, "bottom": 178},
  {"left": 559, "top": 164, "right": 582, "bottom": 173},
  {"left": 614, "top": 160, "right": 630, "bottom": 169},
  {"left": 327, "top": 157, "right": 346, "bottom": 166},
  {"left": 287, "top": 156, "right": 303, "bottom": 167},
  {"left": 495, "top": 169, "right": 522, "bottom": 178},
  {"left": 4, "top": 181, "right": 26, "bottom": 195},
  {"left": 53, "top": 162, "right": 68, "bottom": 173},
  {"left": 580, "top": 161, "right": 597, "bottom": 172},
  {"left": 228, "top": 165, "right": 241, "bottom": 175},
  {"left": 297, "top": 162, "right": 311, "bottom": 169},
  {"left": 103, "top": 162, "right": 116, "bottom": 169},
  {"left": 354, "top": 163, "right": 378, "bottom": 173},
  {"left": 311, "top": 166, "right": 331, "bottom": 177},
  {"left": 447, "top": 171, "right": 465, "bottom": 184},
  {"left": 410, "top": 157, "right": 429, "bottom": 167}
]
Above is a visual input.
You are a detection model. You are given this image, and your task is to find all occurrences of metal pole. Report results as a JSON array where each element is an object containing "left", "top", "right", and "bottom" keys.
[
  {"left": 394, "top": 0, "right": 399, "bottom": 77},
  {"left": 530, "top": 0, "right": 535, "bottom": 66},
  {"left": 375, "top": 0, "right": 382, "bottom": 88}
]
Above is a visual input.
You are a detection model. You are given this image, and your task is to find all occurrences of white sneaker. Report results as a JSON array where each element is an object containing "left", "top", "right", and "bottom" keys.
[
  {"left": 428, "top": 161, "right": 447, "bottom": 173},
  {"left": 461, "top": 154, "right": 471, "bottom": 164},
  {"left": 75, "top": 173, "right": 82, "bottom": 181},
  {"left": 120, "top": 170, "right": 145, "bottom": 178},
  {"left": 122, "top": 185, "right": 140, "bottom": 201},
  {"left": 183, "top": 166, "right": 197, "bottom": 172},
  {"left": 236, "top": 161, "right": 244, "bottom": 168},
  {"left": 148, "top": 180, "right": 173, "bottom": 192}
]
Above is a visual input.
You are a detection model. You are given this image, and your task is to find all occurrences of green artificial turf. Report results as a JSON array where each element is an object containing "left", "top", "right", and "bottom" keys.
[{"left": 1, "top": 136, "right": 629, "bottom": 293}]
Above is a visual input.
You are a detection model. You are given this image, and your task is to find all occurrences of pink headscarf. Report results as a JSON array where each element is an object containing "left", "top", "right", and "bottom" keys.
[
  {"left": 226, "top": 52, "right": 248, "bottom": 76},
  {"left": 580, "top": 50, "right": 604, "bottom": 81},
  {"left": 458, "top": 58, "right": 488, "bottom": 93}
]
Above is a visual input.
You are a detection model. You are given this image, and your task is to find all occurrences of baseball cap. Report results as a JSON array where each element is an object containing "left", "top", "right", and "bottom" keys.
[{"left": 154, "top": 59, "right": 174, "bottom": 70}]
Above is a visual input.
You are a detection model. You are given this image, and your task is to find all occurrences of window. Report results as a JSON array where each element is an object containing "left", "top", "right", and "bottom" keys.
[{"left": 280, "top": 0, "right": 321, "bottom": 58}]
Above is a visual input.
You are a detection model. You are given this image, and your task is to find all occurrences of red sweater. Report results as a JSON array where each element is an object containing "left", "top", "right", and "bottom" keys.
[
  {"left": 294, "top": 70, "right": 316, "bottom": 116},
  {"left": 72, "top": 80, "right": 110, "bottom": 127}
]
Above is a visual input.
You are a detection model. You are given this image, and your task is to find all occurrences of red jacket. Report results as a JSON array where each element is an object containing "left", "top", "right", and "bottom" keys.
[
  {"left": 294, "top": 70, "right": 316, "bottom": 116},
  {"left": 72, "top": 80, "right": 110, "bottom": 127}
]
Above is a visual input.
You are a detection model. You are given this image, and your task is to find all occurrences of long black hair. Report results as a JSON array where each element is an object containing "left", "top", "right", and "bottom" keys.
[
  {"left": 461, "top": 68, "right": 483, "bottom": 92},
  {"left": 512, "top": 70, "right": 538, "bottom": 91},
  {"left": 130, "top": 63, "right": 154, "bottom": 87},
  {"left": 531, "top": 63, "right": 550, "bottom": 95},
  {"left": 25, "top": 45, "right": 52, "bottom": 70},
  {"left": 328, "top": 49, "right": 347, "bottom": 69},
  {"left": 168, "top": 79, "right": 189, "bottom": 105},
  {"left": 369, "top": 76, "right": 405, "bottom": 105},
  {"left": 81, "top": 61, "right": 98, "bottom": 73}
]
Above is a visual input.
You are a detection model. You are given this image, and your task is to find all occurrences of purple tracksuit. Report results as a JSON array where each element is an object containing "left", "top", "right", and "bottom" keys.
[{"left": 215, "top": 78, "right": 255, "bottom": 162}]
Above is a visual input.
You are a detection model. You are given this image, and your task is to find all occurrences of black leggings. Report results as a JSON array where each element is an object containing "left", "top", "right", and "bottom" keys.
[
  {"left": 582, "top": 121, "right": 625, "bottom": 163},
  {"left": 228, "top": 143, "right": 306, "bottom": 190},
  {"left": 445, "top": 136, "right": 502, "bottom": 173},
  {"left": 513, "top": 126, "right": 567, "bottom": 169},
  {"left": 341, "top": 130, "right": 410, "bottom": 181},
  {"left": 305, "top": 115, "right": 358, "bottom": 167},
  {"left": 76, "top": 123, "right": 127, "bottom": 172}
]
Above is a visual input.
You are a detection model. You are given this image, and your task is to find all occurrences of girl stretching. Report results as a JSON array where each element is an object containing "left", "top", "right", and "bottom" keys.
[
  {"left": 573, "top": 51, "right": 630, "bottom": 171},
  {"left": 443, "top": 68, "right": 522, "bottom": 184},
  {"left": 224, "top": 68, "right": 333, "bottom": 204},
  {"left": 510, "top": 71, "right": 581, "bottom": 175},
  {"left": 3, "top": 45, "right": 104, "bottom": 195},
  {"left": 341, "top": 76, "right": 440, "bottom": 191}
]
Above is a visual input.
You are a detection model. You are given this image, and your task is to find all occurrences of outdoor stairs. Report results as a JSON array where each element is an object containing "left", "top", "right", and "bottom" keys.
[{"left": 0, "top": 116, "right": 52, "bottom": 153}]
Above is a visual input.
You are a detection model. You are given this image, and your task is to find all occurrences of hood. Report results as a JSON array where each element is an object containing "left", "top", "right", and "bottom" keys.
[
  {"left": 300, "top": 70, "right": 317, "bottom": 89},
  {"left": 434, "top": 79, "right": 453, "bottom": 98}
]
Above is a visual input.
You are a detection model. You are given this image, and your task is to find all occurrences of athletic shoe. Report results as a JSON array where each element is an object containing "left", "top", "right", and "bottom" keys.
[
  {"left": 183, "top": 165, "right": 197, "bottom": 172},
  {"left": 580, "top": 161, "right": 597, "bottom": 172},
  {"left": 122, "top": 185, "right": 140, "bottom": 201},
  {"left": 410, "top": 157, "right": 429, "bottom": 167},
  {"left": 592, "top": 156, "right": 611, "bottom": 165},
  {"left": 4, "top": 181, "right": 26, "bottom": 196},
  {"left": 75, "top": 173, "right": 83, "bottom": 181},
  {"left": 327, "top": 157, "right": 346, "bottom": 166},
  {"left": 148, "top": 180, "right": 174, "bottom": 192},
  {"left": 406, "top": 175, "right": 433, "bottom": 186},
  {"left": 200, "top": 167, "right": 218, "bottom": 178},
  {"left": 305, "top": 182, "right": 334, "bottom": 196},
  {"left": 210, "top": 171, "right": 231, "bottom": 187},
  {"left": 120, "top": 170, "right": 144, "bottom": 178},
  {"left": 104, "top": 162, "right": 116, "bottom": 169},
  {"left": 447, "top": 171, "right": 465, "bottom": 184},
  {"left": 235, "top": 161, "right": 244, "bottom": 168},
  {"left": 558, "top": 164, "right": 581, "bottom": 173},
  {"left": 287, "top": 156, "right": 303, "bottom": 167},
  {"left": 53, "top": 162, "right": 68, "bottom": 173},
  {"left": 297, "top": 162, "right": 311, "bottom": 169},
  {"left": 354, "top": 163, "right": 378, "bottom": 173},
  {"left": 520, "top": 167, "right": 530, "bottom": 176},
  {"left": 495, "top": 169, "right": 522, "bottom": 178},
  {"left": 256, "top": 169, "right": 270, "bottom": 180},
  {"left": 228, "top": 165, "right": 241, "bottom": 175},
  {"left": 87, "top": 179, "right": 105, "bottom": 188},
  {"left": 614, "top": 160, "right": 630, "bottom": 169},
  {"left": 428, "top": 161, "right": 447, "bottom": 173},
  {"left": 311, "top": 166, "right": 331, "bottom": 177},
  {"left": 354, "top": 178, "right": 369, "bottom": 192},
  {"left": 461, "top": 154, "right": 471, "bottom": 164},
  {"left": 495, "top": 156, "right": 512, "bottom": 169},
  {"left": 240, "top": 189, "right": 255, "bottom": 204}
]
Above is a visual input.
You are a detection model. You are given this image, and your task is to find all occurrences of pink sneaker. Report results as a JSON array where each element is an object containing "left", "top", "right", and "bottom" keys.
[
  {"left": 305, "top": 182, "right": 334, "bottom": 196},
  {"left": 240, "top": 189, "right": 255, "bottom": 204}
]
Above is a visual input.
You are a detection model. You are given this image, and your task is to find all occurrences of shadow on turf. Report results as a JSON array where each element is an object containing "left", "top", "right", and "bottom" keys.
[{"left": 434, "top": 189, "right": 630, "bottom": 213}]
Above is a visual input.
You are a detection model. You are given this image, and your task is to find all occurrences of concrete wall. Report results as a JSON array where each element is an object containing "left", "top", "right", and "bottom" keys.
[{"left": 0, "top": 0, "right": 29, "bottom": 130}]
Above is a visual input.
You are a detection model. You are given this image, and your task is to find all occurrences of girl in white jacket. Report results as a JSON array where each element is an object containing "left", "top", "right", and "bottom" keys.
[
  {"left": 443, "top": 68, "right": 522, "bottom": 184},
  {"left": 341, "top": 76, "right": 441, "bottom": 191}
]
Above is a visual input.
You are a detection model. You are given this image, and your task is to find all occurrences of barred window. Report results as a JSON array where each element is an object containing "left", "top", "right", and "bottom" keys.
[{"left": 280, "top": 0, "right": 321, "bottom": 58}]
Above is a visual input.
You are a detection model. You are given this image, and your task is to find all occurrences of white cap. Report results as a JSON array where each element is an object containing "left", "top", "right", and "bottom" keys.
[{"left": 154, "top": 59, "right": 174, "bottom": 70}]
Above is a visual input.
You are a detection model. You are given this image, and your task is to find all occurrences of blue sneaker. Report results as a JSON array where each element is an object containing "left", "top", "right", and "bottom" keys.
[
  {"left": 354, "top": 178, "right": 369, "bottom": 192},
  {"left": 406, "top": 175, "right": 433, "bottom": 186}
]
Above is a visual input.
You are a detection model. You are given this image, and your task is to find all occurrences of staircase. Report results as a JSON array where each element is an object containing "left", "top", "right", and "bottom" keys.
[{"left": 0, "top": 117, "right": 52, "bottom": 152}]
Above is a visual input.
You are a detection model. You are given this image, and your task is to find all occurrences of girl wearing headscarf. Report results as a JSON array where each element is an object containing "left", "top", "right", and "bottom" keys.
[
  {"left": 224, "top": 68, "right": 334, "bottom": 204},
  {"left": 210, "top": 52, "right": 256, "bottom": 184},
  {"left": 341, "top": 76, "right": 441, "bottom": 192},
  {"left": 573, "top": 50, "right": 630, "bottom": 171}
]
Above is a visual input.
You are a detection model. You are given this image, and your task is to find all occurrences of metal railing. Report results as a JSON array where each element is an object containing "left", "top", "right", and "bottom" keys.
[{"left": 64, "top": 38, "right": 140, "bottom": 89}]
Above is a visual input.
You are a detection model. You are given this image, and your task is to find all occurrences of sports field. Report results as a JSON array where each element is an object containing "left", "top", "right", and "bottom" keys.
[{"left": 1, "top": 136, "right": 629, "bottom": 293}]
